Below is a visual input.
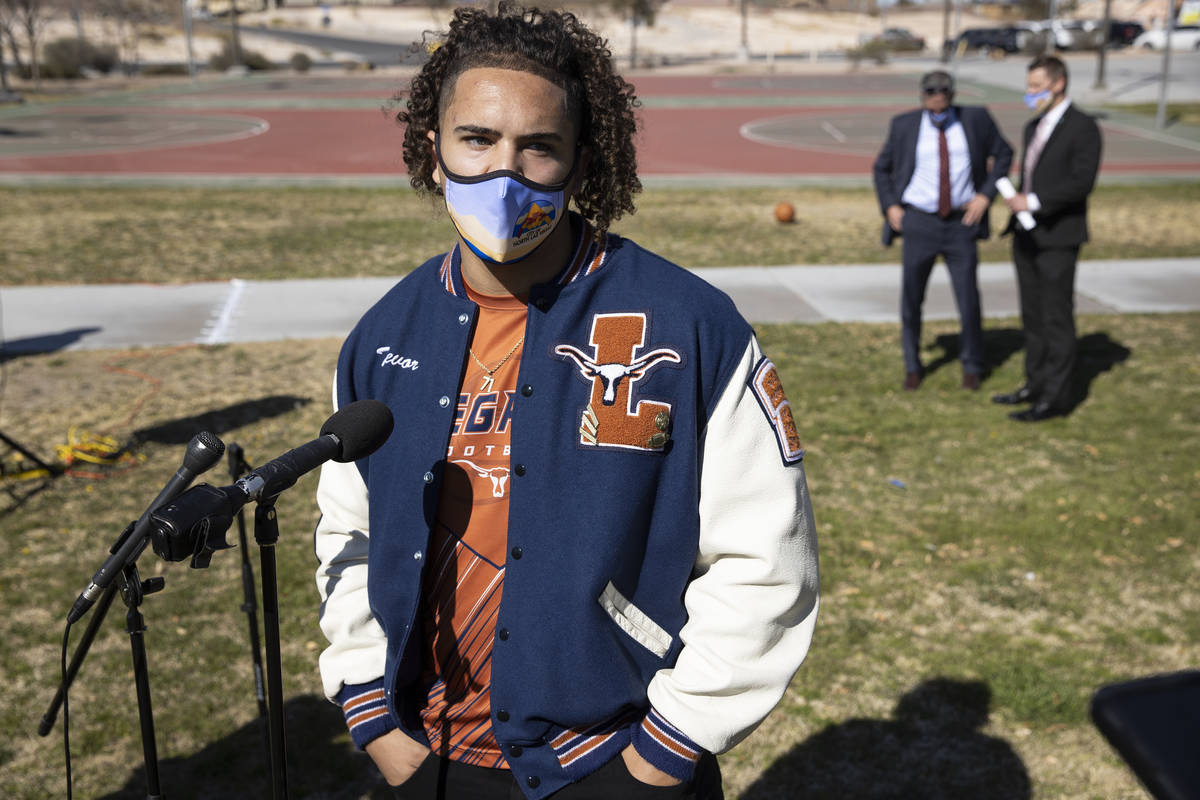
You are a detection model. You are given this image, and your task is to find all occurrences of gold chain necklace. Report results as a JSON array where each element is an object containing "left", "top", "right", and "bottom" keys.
[{"left": 469, "top": 336, "right": 524, "bottom": 392}]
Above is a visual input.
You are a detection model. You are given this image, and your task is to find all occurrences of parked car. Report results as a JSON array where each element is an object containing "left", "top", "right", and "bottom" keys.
[
  {"left": 943, "top": 27, "right": 1020, "bottom": 57},
  {"left": 1108, "top": 20, "right": 1146, "bottom": 47},
  {"left": 1051, "top": 19, "right": 1106, "bottom": 50},
  {"left": 872, "top": 27, "right": 926, "bottom": 51},
  {"left": 1132, "top": 25, "right": 1200, "bottom": 50},
  {"left": 1004, "top": 21, "right": 1052, "bottom": 52}
]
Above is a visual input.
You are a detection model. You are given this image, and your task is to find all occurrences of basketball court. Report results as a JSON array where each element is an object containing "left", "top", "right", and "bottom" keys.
[{"left": 2, "top": 69, "right": 1199, "bottom": 181}]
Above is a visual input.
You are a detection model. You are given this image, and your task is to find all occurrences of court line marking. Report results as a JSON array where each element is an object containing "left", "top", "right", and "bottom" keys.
[
  {"left": 0, "top": 112, "right": 271, "bottom": 160},
  {"left": 820, "top": 120, "right": 848, "bottom": 143},
  {"left": 739, "top": 115, "right": 879, "bottom": 158},
  {"left": 199, "top": 278, "right": 247, "bottom": 345}
]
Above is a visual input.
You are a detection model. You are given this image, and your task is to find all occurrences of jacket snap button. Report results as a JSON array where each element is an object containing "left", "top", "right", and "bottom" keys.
[
  {"left": 497, "top": 709, "right": 510, "bottom": 722},
  {"left": 509, "top": 745, "right": 523, "bottom": 757},
  {"left": 521, "top": 384, "right": 533, "bottom": 397},
  {"left": 498, "top": 628, "right": 510, "bottom": 641},
  {"left": 439, "top": 395, "right": 450, "bottom": 408},
  {"left": 514, "top": 464, "right": 526, "bottom": 476},
  {"left": 458, "top": 313, "right": 469, "bottom": 325},
  {"left": 511, "top": 547, "right": 523, "bottom": 559},
  {"left": 423, "top": 471, "right": 434, "bottom": 483},
  {"left": 527, "top": 776, "right": 540, "bottom": 789}
]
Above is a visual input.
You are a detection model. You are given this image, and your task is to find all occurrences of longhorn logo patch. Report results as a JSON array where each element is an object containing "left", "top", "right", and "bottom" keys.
[{"left": 555, "top": 313, "right": 683, "bottom": 451}]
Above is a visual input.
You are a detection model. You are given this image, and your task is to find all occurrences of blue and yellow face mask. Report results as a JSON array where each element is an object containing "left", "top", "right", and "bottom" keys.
[
  {"left": 436, "top": 139, "right": 578, "bottom": 265},
  {"left": 1023, "top": 89, "right": 1052, "bottom": 112}
]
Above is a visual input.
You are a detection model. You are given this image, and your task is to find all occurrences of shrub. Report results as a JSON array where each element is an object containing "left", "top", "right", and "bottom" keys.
[
  {"left": 41, "top": 37, "right": 120, "bottom": 79},
  {"left": 208, "top": 39, "right": 275, "bottom": 72},
  {"left": 141, "top": 63, "right": 190, "bottom": 76},
  {"left": 847, "top": 39, "right": 891, "bottom": 66},
  {"left": 289, "top": 51, "right": 312, "bottom": 72}
]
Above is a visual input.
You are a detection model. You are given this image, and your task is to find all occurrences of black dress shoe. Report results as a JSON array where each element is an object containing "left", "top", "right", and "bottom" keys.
[
  {"left": 903, "top": 371, "right": 923, "bottom": 391},
  {"left": 992, "top": 386, "right": 1033, "bottom": 405},
  {"left": 1009, "top": 402, "right": 1058, "bottom": 422}
]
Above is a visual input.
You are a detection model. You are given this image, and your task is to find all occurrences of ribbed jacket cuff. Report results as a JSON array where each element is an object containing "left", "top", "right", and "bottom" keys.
[
  {"left": 337, "top": 679, "right": 397, "bottom": 750},
  {"left": 630, "top": 707, "right": 705, "bottom": 783}
]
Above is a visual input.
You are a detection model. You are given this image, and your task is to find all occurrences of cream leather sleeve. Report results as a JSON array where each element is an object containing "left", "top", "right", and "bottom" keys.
[
  {"left": 314, "top": 381, "right": 387, "bottom": 700},
  {"left": 646, "top": 336, "right": 819, "bottom": 754}
]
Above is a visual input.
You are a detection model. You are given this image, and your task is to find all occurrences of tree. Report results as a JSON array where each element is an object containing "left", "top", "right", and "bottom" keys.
[
  {"left": 94, "top": 0, "right": 174, "bottom": 72},
  {"left": 0, "top": 7, "right": 22, "bottom": 83},
  {"left": 1, "top": 0, "right": 52, "bottom": 84},
  {"left": 609, "top": 0, "right": 661, "bottom": 68}
]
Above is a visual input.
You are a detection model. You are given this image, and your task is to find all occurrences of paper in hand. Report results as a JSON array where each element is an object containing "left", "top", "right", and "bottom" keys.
[{"left": 996, "top": 177, "right": 1035, "bottom": 230}]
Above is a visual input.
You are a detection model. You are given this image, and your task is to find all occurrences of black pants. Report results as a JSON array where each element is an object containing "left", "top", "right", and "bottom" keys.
[
  {"left": 391, "top": 750, "right": 724, "bottom": 800},
  {"left": 1012, "top": 233, "right": 1078, "bottom": 410},
  {"left": 899, "top": 207, "right": 984, "bottom": 376}
]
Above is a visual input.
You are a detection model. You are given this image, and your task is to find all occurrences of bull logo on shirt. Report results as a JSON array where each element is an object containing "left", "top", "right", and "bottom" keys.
[
  {"left": 453, "top": 459, "right": 510, "bottom": 498},
  {"left": 554, "top": 313, "right": 683, "bottom": 452}
]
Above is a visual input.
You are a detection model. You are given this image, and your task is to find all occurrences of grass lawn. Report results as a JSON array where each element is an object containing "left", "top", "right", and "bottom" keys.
[
  {"left": 2, "top": 182, "right": 1200, "bottom": 285},
  {"left": 1111, "top": 102, "right": 1200, "bottom": 126},
  {"left": 1, "top": 310, "right": 1196, "bottom": 799}
]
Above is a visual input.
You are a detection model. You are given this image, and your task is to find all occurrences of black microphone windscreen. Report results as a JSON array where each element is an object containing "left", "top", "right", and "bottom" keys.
[
  {"left": 321, "top": 400, "right": 394, "bottom": 462},
  {"left": 183, "top": 430, "right": 226, "bottom": 473}
]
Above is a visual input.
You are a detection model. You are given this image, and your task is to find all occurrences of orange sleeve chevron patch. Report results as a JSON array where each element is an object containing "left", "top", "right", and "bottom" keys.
[{"left": 751, "top": 358, "right": 804, "bottom": 465}]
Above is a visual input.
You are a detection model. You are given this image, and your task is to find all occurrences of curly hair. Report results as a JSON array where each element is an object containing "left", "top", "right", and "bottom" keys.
[{"left": 396, "top": 4, "right": 641, "bottom": 236}]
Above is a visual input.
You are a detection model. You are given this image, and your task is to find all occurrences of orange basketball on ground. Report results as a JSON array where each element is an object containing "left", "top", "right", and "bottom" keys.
[{"left": 774, "top": 201, "right": 795, "bottom": 223}]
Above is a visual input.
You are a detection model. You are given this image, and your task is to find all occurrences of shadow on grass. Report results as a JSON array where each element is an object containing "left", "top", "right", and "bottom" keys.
[
  {"left": 98, "top": 694, "right": 390, "bottom": 800},
  {"left": 924, "top": 327, "right": 1026, "bottom": 382},
  {"left": 1067, "top": 331, "right": 1132, "bottom": 412},
  {"left": 131, "top": 395, "right": 313, "bottom": 446},
  {"left": 742, "top": 678, "right": 1030, "bottom": 800},
  {"left": 0, "top": 327, "right": 102, "bottom": 362},
  {"left": 924, "top": 328, "right": 1132, "bottom": 411}
]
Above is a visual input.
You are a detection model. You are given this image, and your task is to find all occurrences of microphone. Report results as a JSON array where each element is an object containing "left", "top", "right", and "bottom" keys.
[
  {"left": 66, "top": 431, "right": 225, "bottom": 624},
  {"left": 149, "top": 400, "right": 394, "bottom": 564}
]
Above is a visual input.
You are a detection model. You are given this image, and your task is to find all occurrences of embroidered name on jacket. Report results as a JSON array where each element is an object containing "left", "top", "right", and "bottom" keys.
[
  {"left": 374, "top": 346, "right": 419, "bottom": 370},
  {"left": 555, "top": 312, "right": 683, "bottom": 452}
]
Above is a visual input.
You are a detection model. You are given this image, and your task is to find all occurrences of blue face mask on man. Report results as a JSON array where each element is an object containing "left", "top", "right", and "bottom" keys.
[
  {"left": 436, "top": 137, "right": 578, "bottom": 265},
  {"left": 1023, "top": 89, "right": 1052, "bottom": 111}
]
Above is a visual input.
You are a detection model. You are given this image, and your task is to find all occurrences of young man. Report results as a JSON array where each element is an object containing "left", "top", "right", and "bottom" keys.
[
  {"left": 313, "top": 7, "right": 819, "bottom": 799},
  {"left": 995, "top": 55, "right": 1102, "bottom": 421},
  {"left": 872, "top": 71, "right": 1013, "bottom": 392}
]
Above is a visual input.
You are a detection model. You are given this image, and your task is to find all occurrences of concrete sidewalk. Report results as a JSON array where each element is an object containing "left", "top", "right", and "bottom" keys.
[{"left": 3, "top": 258, "right": 1198, "bottom": 354}]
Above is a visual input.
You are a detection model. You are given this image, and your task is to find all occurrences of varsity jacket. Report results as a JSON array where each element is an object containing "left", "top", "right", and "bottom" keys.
[{"left": 315, "top": 217, "right": 819, "bottom": 800}]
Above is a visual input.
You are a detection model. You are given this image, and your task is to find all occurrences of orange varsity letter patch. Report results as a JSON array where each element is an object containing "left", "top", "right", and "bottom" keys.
[{"left": 555, "top": 313, "right": 682, "bottom": 452}]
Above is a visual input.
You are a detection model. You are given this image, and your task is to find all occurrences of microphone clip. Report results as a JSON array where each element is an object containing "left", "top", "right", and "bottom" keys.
[{"left": 149, "top": 484, "right": 238, "bottom": 569}]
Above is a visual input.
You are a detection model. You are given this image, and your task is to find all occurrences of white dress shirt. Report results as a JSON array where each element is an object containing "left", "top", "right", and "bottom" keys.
[
  {"left": 1024, "top": 98, "right": 1073, "bottom": 213},
  {"left": 901, "top": 110, "right": 975, "bottom": 214}
]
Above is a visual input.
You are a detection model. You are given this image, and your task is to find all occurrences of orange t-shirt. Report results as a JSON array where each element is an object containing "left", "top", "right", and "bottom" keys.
[{"left": 419, "top": 280, "right": 527, "bottom": 767}]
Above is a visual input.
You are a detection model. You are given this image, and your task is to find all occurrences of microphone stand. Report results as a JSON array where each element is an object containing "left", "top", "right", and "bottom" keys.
[
  {"left": 254, "top": 494, "right": 289, "bottom": 800},
  {"left": 38, "top": 579, "right": 121, "bottom": 737},
  {"left": 119, "top": 560, "right": 168, "bottom": 800},
  {"left": 39, "top": 521, "right": 169, "bottom": 800},
  {"left": 227, "top": 444, "right": 269, "bottom": 721}
]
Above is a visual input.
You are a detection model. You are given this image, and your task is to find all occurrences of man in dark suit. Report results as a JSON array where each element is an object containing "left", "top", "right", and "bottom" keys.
[
  {"left": 873, "top": 71, "right": 1013, "bottom": 392},
  {"left": 995, "top": 55, "right": 1102, "bottom": 421}
]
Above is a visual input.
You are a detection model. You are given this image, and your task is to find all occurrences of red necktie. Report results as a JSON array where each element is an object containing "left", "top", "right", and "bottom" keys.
[{"left": 937, "top": 125, "right": 951, "bottom": 218}]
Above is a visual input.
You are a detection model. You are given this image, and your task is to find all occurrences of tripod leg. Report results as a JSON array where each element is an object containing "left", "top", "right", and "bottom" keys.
[
  {"left": 0, "top": 428, "right": 63, "bottom": 476},
  {"left": 255, "top": 502, "right": 289, "bottom": 800},
  {"left": 120, "top": 566, "right": 165, "bottom": 800},
  {"left": 39, "top": 583, "right": 120, "bottom": 737}
]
